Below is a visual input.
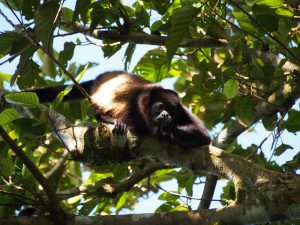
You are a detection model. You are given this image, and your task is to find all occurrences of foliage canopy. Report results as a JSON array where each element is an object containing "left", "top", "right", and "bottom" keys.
[{"left": 0, "top": 0, "right": 300, "bottom": 224}]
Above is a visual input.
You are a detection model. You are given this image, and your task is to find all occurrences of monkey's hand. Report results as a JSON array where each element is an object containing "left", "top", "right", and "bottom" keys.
[{"left": 112, "top": 120, "right": 128, "bottom": 135}]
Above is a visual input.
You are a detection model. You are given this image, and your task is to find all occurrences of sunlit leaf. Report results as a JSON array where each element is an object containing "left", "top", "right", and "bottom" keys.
[
  {"left": 115, "top": 192, "right": 127, "bottom": 211},
  {"left": 133, "top": 48, "right": 168, "bottom": 82},
  {"left": 5, "top": 92, "right": 39, "bottom": 107},
  {"left": 0, "top": 109, "right": 19, "bottom": 127}
]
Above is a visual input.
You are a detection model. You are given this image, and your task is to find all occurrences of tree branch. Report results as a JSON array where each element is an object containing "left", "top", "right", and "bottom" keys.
[{"left": 60, "top": 20, "right": 228, "bottom": 48}]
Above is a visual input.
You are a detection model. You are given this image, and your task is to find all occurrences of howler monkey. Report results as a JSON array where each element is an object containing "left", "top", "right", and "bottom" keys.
[{"left": 30, "top": 71, "right": 211, "bottom": 147}]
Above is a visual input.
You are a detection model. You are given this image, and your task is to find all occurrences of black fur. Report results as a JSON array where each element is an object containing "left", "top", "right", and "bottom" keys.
[{"left": 29, "top": 71, "right": 211, "bottom": 147}]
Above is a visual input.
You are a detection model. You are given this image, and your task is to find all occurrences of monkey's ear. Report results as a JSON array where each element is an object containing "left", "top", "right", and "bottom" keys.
[
  {"left": 137, "top": 90, "right": 152, "bottom": 125},
  {"left": 138, "top": 90, "right": 151, "bottom": 109}
]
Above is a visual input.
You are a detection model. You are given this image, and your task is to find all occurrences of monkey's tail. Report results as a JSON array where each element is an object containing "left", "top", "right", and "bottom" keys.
[{"left": 27, "top": 80, "right": 94, "bottom": 103}]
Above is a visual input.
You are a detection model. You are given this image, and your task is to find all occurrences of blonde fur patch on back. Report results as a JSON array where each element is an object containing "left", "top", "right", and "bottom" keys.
[{"left": 90, "top": 72, "right": 156, "bottom": 117}]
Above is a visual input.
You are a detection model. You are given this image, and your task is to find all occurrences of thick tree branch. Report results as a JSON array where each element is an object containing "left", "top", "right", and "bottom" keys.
[
  {"left": 60, "top": 21, "right": 300, "bottom": 73},
  {"left": 2, "top": 195, "right": 300, "bottom": 225},
  {"left": 61, "top": 20, "right": 228, "bottom": 48}
]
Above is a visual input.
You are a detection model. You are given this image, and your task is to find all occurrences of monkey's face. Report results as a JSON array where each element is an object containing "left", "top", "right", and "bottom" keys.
[{"left": 151, "top": 102, "right": 174, "bottom": 136}]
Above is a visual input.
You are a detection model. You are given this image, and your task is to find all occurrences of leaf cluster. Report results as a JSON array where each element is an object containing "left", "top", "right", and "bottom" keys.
[{"left": 0, "top": 0, "right": 300, "bottom": 220}]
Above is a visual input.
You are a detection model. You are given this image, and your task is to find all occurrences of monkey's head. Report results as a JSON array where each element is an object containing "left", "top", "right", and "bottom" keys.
[
  {"left": 151, "top": 101, "right": 174, "bottom": 136},
  {"left": 138, "top": 88, "right": 181, "bottom": 137}
]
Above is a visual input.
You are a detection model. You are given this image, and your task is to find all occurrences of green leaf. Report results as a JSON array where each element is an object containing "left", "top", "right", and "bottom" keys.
[
  {"left": 0, "top": 72, "right": 11, "bottom": 88},
  {"left": 158, "top": 192, "right": 179, "bottom": 201},
  {"left": 61, "top": 7, "right": 74, "bottom": 22},
  {"left": 37, "top": 49, "right": 56, "bottom": 78},
  {"left": 123, "top": 43, "right": 136, "bottom": 71},
  {"left": 34, "top": 1, "right": 60, "bottom": 49},
  {"left": 0, "top": 0, "right": 23, "bottom": 10},
  {"left": 133, "top": 48, "right": 168, "bottom": 82},
  {"left": 14, "top": 118, "right": 47, "bottom": 136},
  {"left": 0, "top": 152, "right": 14, "bottom": 177},
  {"left": 90, "top": 2, "right": 113, "bottom": 30},
  {"left": 275, "top": 8, "right": 293, "bottom": 18},
  {"left": 286, "top": 109, "right": 300, "bottom": 133},
  {"left": 151, "top": 20, "right": 162, "bottom": 32},
  {"left": 253, "top": 6, "right": 279, "bottom": 32},
  {"left": 73, "top": 0, "right": 92, "bottom": 23},
  {"left": 0, "top": 32, "right": 18, "bottom": 55},
  {"left": 15, "top": 59, "right": 41, "bottom": 89},
  {"left": 22, "top": 0, "right": 39, "bottom": 20},
  {"left": 0, "top": 109, "right": 19, "bottom": 126},
  {"left": 274, "top": 144, "right": 293, "bottom": 156},
  {"left": 51, "top": 85, "right": 73, "bottom": 109},
  {"left": 233, "top": 8, "right": 263, "bottom": 37},
  {"left": 167, "top": 6, "right": 197, "bottom": 67},
  {"left": 115, "top": 192, "right": 127, "bottom": 211},
  {"left": 59, "top": 42, "right": 76, "bottom": 66},
  {"left": 224, "top": 79, "right": 239, "bottom": 99},
  {"left": 155, "top": 201, "right": 180, "bottom": 213},
  {"left": 235, "top": 96, "right": 257, "bottom": 127},
  {"left": 102, "top": 41, "right": 122, "bottom": 58},
  {"left": 135, "top": 3, "right": 150, "bottom": 27},
  {"left": 151, "top": 0, "right": 172, "bottom": 15},
  {"left": 262, "top": 114, "right": 278, "bottom": 131},
  {"left": 5, "top": 92, "right": 39, "bottom": 107},
  {"left": 255, "top": 0, "right": 284, "bottom": 8}
]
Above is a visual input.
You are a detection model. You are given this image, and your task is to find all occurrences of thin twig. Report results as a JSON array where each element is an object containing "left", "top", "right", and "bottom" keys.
[
  {"left": 155, "top": 184, "right": 225, "bottom": 203},
  {"left": 0, "top": 6, "right": 15, "bottom": 28}
]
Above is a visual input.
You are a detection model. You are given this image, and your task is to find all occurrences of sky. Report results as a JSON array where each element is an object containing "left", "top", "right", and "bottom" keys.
[{"left": 0, "top": 2, "right": 299, "bottom": 214}]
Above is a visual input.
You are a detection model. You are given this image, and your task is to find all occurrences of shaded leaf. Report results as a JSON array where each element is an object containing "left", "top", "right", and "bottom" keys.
[
  {"left": 224, "top": 79, "right": 239, "bottom": 99},
  {"left": 235, "top": 96, "right": 257, "bottom": 127},
  {"left": 59, "top": 42, "right": 76, "bottom": 66},
  {"left": 0, "top": 32, "right": 18, "bottom": 55},
  {"left": 123, "top": 43, "right": 136, "bottom": 71},
  {"left": 73, "top": 0, "right": 92, "bottom": 23},
  {"left": 34, "top": 1, "right": 60, "bottom": 49},
  {"left": 233, "top": 8, "right": 263, "bottom": 37},
  {"left": 286, "top": 109, "right": 300, "bottom": 133},
  {"left": 22, "top": 0, "right": 39, "bottom": 20},
  {"left": 15, "top": 58, "right": 41, "bottom": 89},
  {"left": 14, "top": 118, "right": 47, "bottom": 136},
  {"left": 167, "top": 6, "right": 197, "bottom": 67},
  {"left": 274, "top": 144, "right": 293, "bottom": 156}
]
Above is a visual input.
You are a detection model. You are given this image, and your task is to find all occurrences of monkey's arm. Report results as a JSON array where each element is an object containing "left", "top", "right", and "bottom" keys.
[{"left": 170, "top": 123, "right": 211, "bottom": 147}]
